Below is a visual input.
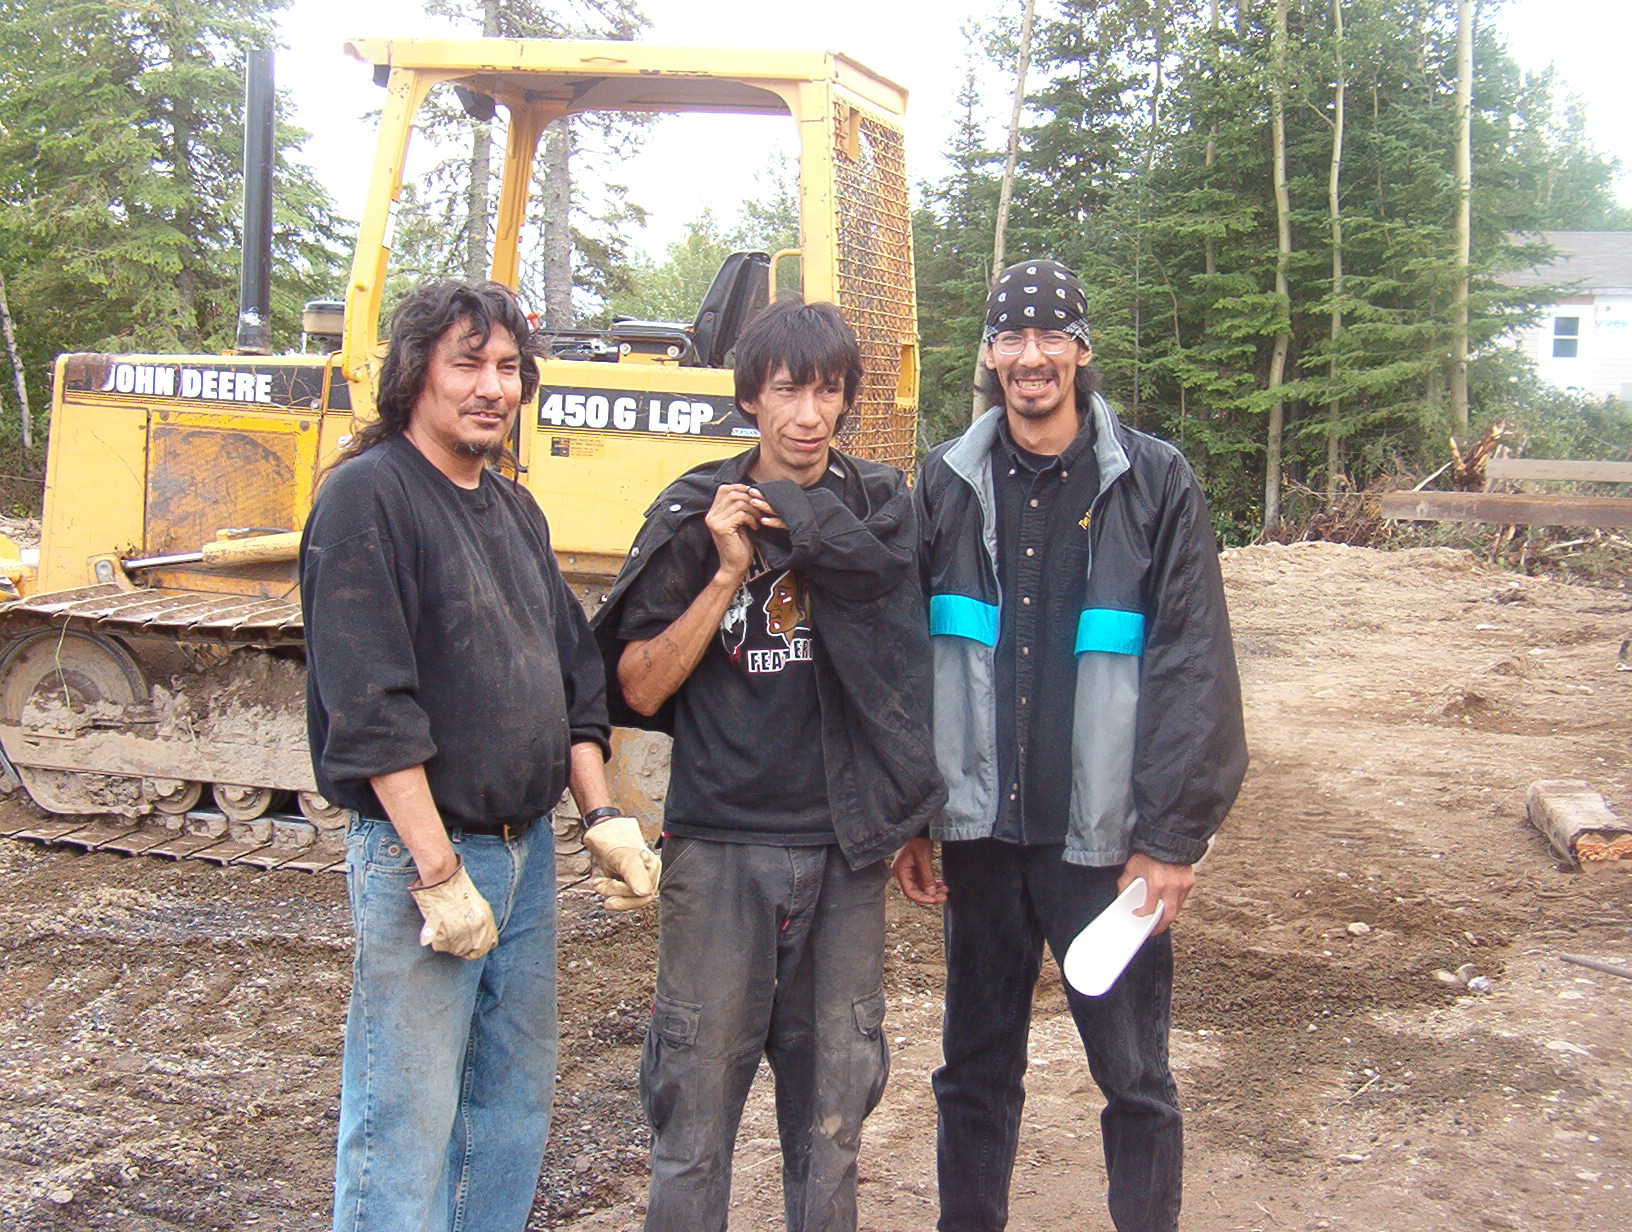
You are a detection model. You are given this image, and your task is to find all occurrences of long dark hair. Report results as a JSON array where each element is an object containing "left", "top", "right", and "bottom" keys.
[{"left": 342, "top": 280, "right": 540, "bottom": 461}]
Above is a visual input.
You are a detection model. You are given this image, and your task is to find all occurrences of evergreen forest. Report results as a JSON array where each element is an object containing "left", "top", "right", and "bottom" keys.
[{"left": 1, "top": 0, "right": 1629, "bottom": 538}]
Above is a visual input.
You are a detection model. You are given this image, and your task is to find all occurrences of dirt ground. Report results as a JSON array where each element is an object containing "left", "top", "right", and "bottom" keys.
[{"left": 2, "top": 541, "right": 1630, "bottom": 1231}]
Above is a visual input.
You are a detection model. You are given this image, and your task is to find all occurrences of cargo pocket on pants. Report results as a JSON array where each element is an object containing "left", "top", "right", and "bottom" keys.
[
  {"left": 640, "top": 992, "right": 702, "bottom": 1130},
  {"left": 853, "top": 988, "right": 890, "bottom": 1115}
]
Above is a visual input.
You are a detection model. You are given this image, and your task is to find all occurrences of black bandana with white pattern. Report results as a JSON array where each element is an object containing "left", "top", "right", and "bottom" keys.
[{"left": 983, "top": 259, "right": 1091, "bottom": 347}]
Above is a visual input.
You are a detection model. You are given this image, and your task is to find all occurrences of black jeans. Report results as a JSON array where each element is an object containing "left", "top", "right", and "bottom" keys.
[{"left": 935, "top": 839, "right": 1182, "bottom": 1232}]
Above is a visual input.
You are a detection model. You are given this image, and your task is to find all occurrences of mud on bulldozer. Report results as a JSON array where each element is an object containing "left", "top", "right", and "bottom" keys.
[{"left": 0, "top": 37, "right": 919, "bottom": 872}]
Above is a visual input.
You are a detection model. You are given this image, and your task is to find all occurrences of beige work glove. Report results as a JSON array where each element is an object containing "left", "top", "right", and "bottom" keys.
[
  {"left": 582, "top": 816, "right": 660, "bottom": 911},
  {"left": 410, "top": 857, "right": 499, "bottom": 959}
]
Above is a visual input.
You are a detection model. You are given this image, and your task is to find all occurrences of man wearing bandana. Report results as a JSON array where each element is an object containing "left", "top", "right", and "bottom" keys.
[{"left": 894, "top": 259, "right": 1248, "bottom": 1232}]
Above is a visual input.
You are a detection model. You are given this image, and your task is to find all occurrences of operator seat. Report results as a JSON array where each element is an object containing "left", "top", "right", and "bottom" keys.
[
  {"left": 689, "top": 250, "right": 770, "bottom": 367},
  {"left": 606, "top": 250, "right": 770, "bottom": 367}
]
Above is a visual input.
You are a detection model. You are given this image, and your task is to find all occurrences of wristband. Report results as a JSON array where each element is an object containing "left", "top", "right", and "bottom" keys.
[{"left": 582, "top": 806, "right": 624, "bottom": 829}]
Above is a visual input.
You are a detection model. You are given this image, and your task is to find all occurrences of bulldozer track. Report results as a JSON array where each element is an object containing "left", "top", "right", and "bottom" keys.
[
  {"left": 0, "top": 808, "right": 343, "bottom": 873},
  {"left": 0, "top": 803, "right": 598, "bottom": 882},
  {"left": 0, "top": 584, "right": 304, "bottom": 647}
]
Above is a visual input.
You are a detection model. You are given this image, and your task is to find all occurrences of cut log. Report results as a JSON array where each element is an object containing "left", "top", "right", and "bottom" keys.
[
  {"left": 1486, "top": 459, "right": 1632, "bottom": 485},
  {"left": 1378, "top": 491, "right": 1632, "bottom": 530},
  {"left": 1527, "top": 781, "right": 1632, "bottom": 872}
]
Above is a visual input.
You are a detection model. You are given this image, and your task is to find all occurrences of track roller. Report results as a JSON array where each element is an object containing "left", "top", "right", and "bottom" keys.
[{"left": 212, "top": 783, "right": 279, "bottom": 822}]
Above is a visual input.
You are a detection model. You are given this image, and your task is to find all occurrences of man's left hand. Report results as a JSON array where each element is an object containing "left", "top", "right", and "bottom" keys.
[
  {"left": 583, "top": 816, "right": 661, "bottom": 901},
  {"left": 588, "top": 874, "right": 656, "bottom": 912},
  {"left": 1119, "top": 852, "right": 1194, "bottom": 935}
]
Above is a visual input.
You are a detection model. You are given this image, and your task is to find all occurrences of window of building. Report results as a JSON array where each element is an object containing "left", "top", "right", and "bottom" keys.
[{"left": 1552, "top": 316, "right": 1580, "bottom": 359}]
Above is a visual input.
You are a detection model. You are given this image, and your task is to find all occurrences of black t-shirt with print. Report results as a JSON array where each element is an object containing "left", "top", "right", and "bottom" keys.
[{"left": 615, "top": 476, "right": 836, "bottom": 844}]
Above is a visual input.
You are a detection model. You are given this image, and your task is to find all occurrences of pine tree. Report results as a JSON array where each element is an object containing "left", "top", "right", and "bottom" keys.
[
  {"left": 913, "top": 34, "right": 1002, "bottom": 448},
  {"left": 919, "top": 0, "right": 1632, "bottom": 539},
  {"left": 0, "top": 0, "right": 345, "bottom": 405}
]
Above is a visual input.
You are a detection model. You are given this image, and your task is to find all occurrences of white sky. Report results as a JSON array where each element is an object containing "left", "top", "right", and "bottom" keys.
[{"left": 278, "top": 0, "right": 1632, "bottom": 258}]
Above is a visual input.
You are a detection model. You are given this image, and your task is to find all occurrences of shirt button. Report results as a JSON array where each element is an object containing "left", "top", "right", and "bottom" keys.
[
  {"left": 1009, "top": 792, "right": 1017, "bottom": 801},
  {"left": 669, "top": 503, "right": 682, "bottom": 512},
  {"left": 1021, "top": 646, "right": 1030, "bottom": 656},
  {"left": 1029, "top": 498, "right": 1039, "bottom": 508},
  {"left": 1025, "top": 547, "right": 1035, "bottom": 557},
  {"left": 1021, "top": 596, "right": 1031, "bottom": 606},
  {"left": 1008, "top": 467, "right": 1017, "bottom": 476},
  {"left": 1019, "top": 696, "right": 1028, "bottom": 706},
  {"left": 1061, "top": 470, "right": 1069, "bottom": 478}
]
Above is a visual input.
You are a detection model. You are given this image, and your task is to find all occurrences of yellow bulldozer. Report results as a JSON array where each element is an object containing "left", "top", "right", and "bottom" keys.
[{"left": 0, "top": 37, "right": 919, "bottom": 870}]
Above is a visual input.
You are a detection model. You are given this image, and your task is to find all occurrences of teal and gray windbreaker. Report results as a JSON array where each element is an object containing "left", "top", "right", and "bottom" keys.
[{"left": 915, "top": 398, "right": 1247, "bottom": 867}]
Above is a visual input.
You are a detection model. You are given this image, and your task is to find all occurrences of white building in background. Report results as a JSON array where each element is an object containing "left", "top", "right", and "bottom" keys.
[{"left": 1504, "top": 231, "right": 1632, "bottom": 403}]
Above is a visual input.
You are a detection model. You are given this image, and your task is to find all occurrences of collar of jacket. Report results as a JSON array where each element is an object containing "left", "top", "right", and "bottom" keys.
[
  {"left": 946, "top": 393, "right": 1131, "bottom": 501},
  {"left": 593, "top": 446, "right": 861, "bottom": 634},
  {"left": 632, "top": 446, "right": 855, "bottom": 525}
]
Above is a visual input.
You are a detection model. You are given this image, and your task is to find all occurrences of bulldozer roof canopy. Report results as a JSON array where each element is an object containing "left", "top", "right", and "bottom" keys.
[{"left": 342, "top": 38, "right": 909, "bottom": 118}]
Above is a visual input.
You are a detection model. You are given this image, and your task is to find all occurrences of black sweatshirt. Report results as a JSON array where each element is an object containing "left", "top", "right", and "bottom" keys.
[{"left": 300, "top": 435, "right": 609, "bottom": 832}]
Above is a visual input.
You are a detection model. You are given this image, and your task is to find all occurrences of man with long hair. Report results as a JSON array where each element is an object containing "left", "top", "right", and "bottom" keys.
[
  {"left": 301, "top": 280, "right": 658, "bottom": 1232},
  {"left": 593, "top": 298, "right": 944, "bottom": 1232}
]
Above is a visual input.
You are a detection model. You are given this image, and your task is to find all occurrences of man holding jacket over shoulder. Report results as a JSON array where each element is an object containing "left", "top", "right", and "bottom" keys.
[
  {"left": 895, "top": 259, "right": 1248, "bottom": 1232},
  {"left": 593, "top": 297, "right": 945, "bottom": 1232}
]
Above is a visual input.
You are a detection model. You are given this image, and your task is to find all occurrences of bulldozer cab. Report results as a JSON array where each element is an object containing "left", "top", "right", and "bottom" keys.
[{"left": 339, "top": 39, "right": 920, "bottom": 581}]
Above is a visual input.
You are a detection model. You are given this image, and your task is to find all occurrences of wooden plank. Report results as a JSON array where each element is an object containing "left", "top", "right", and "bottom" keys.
[
  {"left": 1527, "top": 780, "right": 1632, "bottom": 872},
  {"left": 1379, "top": 491, "right": 1632, "bottom": 530},
  {"left": 1487, "top": 459, "right": 1632, "bottom": 484}
]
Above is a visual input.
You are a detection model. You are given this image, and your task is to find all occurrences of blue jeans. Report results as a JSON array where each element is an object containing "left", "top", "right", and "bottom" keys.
[
  {"left": 641, "top": 838, "right": 891, "bottom": 1232},
  {"left": 935, "top": 839, "right": 1181, "bottom": 1232},
  {"left": 333, "top": 817, "right": 558, "bottom": 1232}
]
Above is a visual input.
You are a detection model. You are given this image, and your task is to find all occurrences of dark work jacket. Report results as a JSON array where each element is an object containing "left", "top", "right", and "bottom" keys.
[
  {"left": 592, "top": 448, "right": 947, "bottom": 870},
  {"left": 917, "top": 399, "right": 1247, "bottom": 866}
]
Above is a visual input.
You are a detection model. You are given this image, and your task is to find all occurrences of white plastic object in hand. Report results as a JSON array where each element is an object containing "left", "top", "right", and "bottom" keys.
[{"left": 1062, "top": 877, "right": 1165, "bottom": 998}]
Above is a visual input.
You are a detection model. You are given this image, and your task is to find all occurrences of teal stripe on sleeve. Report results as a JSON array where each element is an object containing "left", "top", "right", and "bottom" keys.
[
  {"left": 929, "top": 594, "right": 1000, "bottom": 647},
  {"left": 1075, "top": 608, "right": 1145, "bottom": 656}
]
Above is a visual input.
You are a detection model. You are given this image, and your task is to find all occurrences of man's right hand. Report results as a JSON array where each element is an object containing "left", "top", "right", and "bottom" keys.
[
  {"left": 891, "top": 836, "right": 948, "bottom": 905},
  {"left": 705, "top": 483, "right": 761, "bottom": 581},
  {"left": 410, "top": 857, "right": 499, "bottom": 959}
]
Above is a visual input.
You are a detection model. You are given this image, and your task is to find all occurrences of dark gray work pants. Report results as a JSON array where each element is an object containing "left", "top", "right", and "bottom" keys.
[{"left": 640, "top": 837, "right": 891, "bottom": 1232}]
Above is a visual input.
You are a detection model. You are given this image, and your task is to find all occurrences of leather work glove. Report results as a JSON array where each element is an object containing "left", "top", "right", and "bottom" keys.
[
  {"left": 582, "top": 816, "right": 660, "bottom": 908},
  {"left": 410, "top": 857, "right": 499, "bottom": 959},
  {"left": 588, "top": 874, "right": 657, "bottom": 913}
]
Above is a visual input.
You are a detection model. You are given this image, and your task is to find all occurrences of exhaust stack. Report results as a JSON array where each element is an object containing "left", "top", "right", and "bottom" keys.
[{"left": 235, "top": 48, "right": 275, "bottom": 355}]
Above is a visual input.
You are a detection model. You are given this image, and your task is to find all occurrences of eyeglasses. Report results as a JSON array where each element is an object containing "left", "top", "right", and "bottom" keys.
[{"left": 990, "top": 331, "right": 1077, "bottom": 357}]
